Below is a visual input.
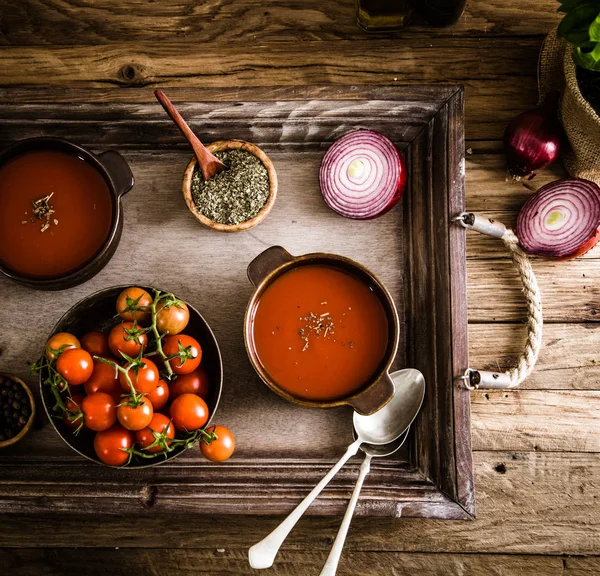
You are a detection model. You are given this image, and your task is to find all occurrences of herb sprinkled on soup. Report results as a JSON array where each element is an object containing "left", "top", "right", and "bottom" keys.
[
  {"left": 0, "top": 149, "right": 113, "bottom": 278},
  {"left": 251, "top": 265, "right": 389, "bottom": 401}
]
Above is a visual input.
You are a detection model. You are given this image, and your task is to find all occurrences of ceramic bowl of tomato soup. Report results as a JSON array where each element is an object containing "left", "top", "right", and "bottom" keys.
[
  {"left": 245, "top": 246, "right": 399, "bottom": 415},
  {"left": 39, "top": 285, "right": 223, "bottom": 468},
  {"left": 0, "top": 137, "right": 134, "bottom": 290}
]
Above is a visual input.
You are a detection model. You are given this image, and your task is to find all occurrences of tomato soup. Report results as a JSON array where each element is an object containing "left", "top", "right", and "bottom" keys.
[
  {"left": 251, "top": 265, "right": 389, "bottom": 401},
  {"left": 0, "top": 149, "right": 113, "bottom": 278}
]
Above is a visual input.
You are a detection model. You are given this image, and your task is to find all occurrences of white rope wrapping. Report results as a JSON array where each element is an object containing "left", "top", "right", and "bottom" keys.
[{"left": 500, "top": 230, "right": 544, "bottom": 387}]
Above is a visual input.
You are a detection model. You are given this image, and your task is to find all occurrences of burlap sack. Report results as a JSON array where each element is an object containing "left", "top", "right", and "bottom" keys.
[{"left": 539, "top": 28, "right": 600, "bottom": 184}]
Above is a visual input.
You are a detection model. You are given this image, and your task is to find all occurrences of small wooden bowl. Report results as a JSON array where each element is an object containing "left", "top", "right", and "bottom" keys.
[
  {"left": 0, "top": 373, "right": 36, "bottom": 449},
  {"left": 182, "top": 139, "right": 278, "bottom": 233}
]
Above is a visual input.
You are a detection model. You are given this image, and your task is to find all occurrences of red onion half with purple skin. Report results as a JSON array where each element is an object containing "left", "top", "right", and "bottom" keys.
[
  {"left": 319, "top": 130, "right": 406, "bottom": 219},
  {"left": 504, "top": 92, "right": 563, "bottom": 179},
  {"left": 516, "top": 178, "right": 600, "bottom": 260}
]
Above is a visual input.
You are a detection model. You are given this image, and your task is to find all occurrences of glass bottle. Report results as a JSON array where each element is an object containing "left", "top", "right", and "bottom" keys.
[
  {"left": 411, "top": 0, "right": 467, "bottom": 27},
  {"left": 356, "top": 0, "right": 412, "bottom": 31}
]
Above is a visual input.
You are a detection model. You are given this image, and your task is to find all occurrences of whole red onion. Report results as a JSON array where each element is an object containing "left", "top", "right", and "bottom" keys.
[{"left": 504, "top": 92, "right": 563, "bottom": 178}]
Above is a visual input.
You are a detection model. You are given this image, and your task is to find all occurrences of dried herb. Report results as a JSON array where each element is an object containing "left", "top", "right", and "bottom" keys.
[
  {"left": 191, "top": 149, "right": 269, "bottom": 225},
  {"left": 298, "top": 311, "right": 336, "bottom": 352},
  {"left": 28, "top": 192, "right": 56, "bottom": 232}
]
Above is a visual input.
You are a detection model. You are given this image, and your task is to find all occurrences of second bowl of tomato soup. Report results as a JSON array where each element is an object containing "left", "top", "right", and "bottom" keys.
[
  {"left": 0, "top": 137, "right": 134, "bottom": 290},
  {"left": 244, "top": 246, "right": 399, "bottom": 415}
]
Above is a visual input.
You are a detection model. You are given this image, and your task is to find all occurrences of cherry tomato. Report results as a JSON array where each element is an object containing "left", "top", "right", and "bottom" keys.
[
  {"left": 80, "top": 330, "right": 111, "bottom": 358},
  {"left": 117, "top": 397, "right": 154, "bottom": 431},
  {"left": 63, "top": 394, "right": 84, "bottom": 433},
  {"left": 45, "top": 332, "right": 80, "bottom": 361},
  {"left": 135, "top": 413, "right": 175, "bottom": 453},
  {"left": 170, "top": 367, "right": 210, "bottom": 400},
  {"left": 200, "top": 425, "right": 235, "bottom": 462},
  {"left": 163, "top": 334, "right": 202, "bottom": 375},
  {"left": 94, "top": 424, "right": 133, "bottom": 466},
  {"left": 81, "top": 392, "right": 117, "bottom": 432},
  {"left": 84, "top": 360, "right": 120, "bottom": 398},
  {"left": 56, "top": 348, "right": 94, "bottom": 386},
  {"left": 170, "top": 393, "right": 209, "bottom": 432},
  {"left": 108, "top": 322, "right": 148, "bottom": 360},
  {"left": 146, "top": 379, "right": 169, "bottom": 410},
  {"left": 116, "top": 287, "right": 153, "bottom": 323},
  {"left": 118, "top": 358, "right": 159, "bottom": 393},
  {"left": 156, "top": 301, "right": 189, "bottom": 335}
]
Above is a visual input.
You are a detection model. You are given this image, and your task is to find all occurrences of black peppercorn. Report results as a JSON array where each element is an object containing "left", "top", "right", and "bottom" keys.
[{"left": 0, "top": 375, "right": 32, "bottom": 444}]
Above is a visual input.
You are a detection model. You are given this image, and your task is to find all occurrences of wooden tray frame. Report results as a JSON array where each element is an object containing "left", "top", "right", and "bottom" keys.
[{"left": 0, "top": 86, "right": 473, "bottom": 519}]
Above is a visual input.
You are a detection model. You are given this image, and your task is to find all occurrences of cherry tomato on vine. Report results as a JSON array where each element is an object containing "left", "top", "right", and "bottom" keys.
[
  {"left": 170, "top": 393, "right": 209, "bottom": 432},
  {"left": 200, "top": 425, "right": 235, "bottom": 462},
  {"left": 84, "top": 360, "right": 120, "bottom": 399},
  {"left": 146, "top": 379, "right": 169, "bottom": 410},
  {"left": 117, "top": 397, "right": 153, "bottom": 431},
  {"left": 80, "top": 330, "right": 111, "bottom": 358},
  {"left": 116, "top": 287, "right": 153, "bottom": 323},
  {"left": 156, "top": 301, "right": 189, "bottom": 335},
  {"left": 170, "top": 367, "right": 210, "bottom": 400},
  {"left": 45, "top": 332, "right": 80, "bottom": 361},
  {"left": 108, "top": 322, "right": 148, "bottom": 359},
  {"left": 56, "top": 348, "right": 94, "bottom": 385},
  {"left": 63, "top": 394, "right": 84, "bottom": 433},
  {"left": 163, "top": 334, "right": 202, "bottom": 375},
  {"left": 118, "top": 357, "right": 159, "bottom": 393},
  {"left": 81, "top": 392, "right": 117, "bottom": 432},
  {"left": 135, "top": 413, "right": 175, "bottom": 453},
  {"left": 94, "top": 424, "right": 133, "bottom": 466}
]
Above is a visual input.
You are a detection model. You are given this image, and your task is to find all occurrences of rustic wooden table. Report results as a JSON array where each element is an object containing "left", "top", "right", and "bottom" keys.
[{"left": 1, "top": 1, "right": 599, "bottom": 574}]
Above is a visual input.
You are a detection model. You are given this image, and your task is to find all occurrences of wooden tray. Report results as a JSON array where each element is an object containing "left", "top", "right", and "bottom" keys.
[{"left": 0, "top": 86, "right": 473, "bottom": 519}]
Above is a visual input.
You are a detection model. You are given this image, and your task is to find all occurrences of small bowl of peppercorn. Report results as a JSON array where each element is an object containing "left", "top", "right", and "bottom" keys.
[
  {"left": 182, "top": 139, "right": 278, "bottom": 233},
  {"left": 0, "top": 373, "right": 35, "bottom": 448}
]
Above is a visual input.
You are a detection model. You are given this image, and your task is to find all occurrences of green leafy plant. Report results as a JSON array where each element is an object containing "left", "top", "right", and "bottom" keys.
[{"left": 557, "top": 0, "right": 600, "bottom": 71}]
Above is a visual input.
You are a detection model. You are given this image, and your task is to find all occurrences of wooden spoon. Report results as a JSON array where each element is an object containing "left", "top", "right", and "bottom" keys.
[{"left": 154, "top": 89, "right": 226, "bottom": 181}]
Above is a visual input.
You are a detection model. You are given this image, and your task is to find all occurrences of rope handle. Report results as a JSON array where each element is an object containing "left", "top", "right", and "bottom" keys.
[{"left": 453, "top": 213, "right": 543, "bottom": 390}]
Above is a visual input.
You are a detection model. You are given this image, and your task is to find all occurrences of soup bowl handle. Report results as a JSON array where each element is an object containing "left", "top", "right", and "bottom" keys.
[
  {"left": 347, "top": 372, "right": 395, "bottom": 416},
  {"left": 96, "top": 151, "right": 135, "bottom": 198},
  {"left": 247, "top": 246, "right": 294, "bottom": 288}
]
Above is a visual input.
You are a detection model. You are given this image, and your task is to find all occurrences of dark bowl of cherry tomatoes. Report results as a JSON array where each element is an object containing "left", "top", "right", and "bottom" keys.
[{"left": 34, "top": 285, "right": 234, "bottom": 467}]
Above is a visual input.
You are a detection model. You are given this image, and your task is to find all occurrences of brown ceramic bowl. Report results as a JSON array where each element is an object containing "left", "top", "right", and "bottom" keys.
[
  {"left": 244, "top": 246, "right": 400, "bottom": 416},
  {"left": 182, "top": 139, "right": 277, "bottom": 232},
  {"left": 0, "top": 373, "right": 36, "bottom": 449},
  {"left": 0, "top": 137, "right": 134, "bottom": 290}
]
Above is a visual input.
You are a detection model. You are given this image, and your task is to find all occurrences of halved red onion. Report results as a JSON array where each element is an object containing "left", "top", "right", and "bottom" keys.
[
  {"left": 319, "top": 130, "right": 406, "bottom": 219},
  {"left": 516, "top": 178, "right": 600, "bottom": 260}
]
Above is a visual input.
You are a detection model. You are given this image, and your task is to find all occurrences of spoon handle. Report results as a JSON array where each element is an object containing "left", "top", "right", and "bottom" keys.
[
  {"left": 248, "top": 438, "right": 362, "bottom": 570},
  {"left": 154, "top": 90, "right": 204, "bottom": 153},
  {"left": 154, "top": 89, "right": 225, "bottom": 180},
  {"left": 319, "top": 453, "right": 373, "bottom": 576}
]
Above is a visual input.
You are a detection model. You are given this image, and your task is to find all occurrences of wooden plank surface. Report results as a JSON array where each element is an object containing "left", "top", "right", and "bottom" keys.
[
  {"left": 0, "top": 39, "right": 541, "bottom": 141},
  {"left": 2, "top": 548, "right": 595, "bottom": 576},
  {"left": 0, "top": 0, "right": 562, "bottom": 45},
  {"left": 2, "top": 452, "right": 599, "bottom": 556},
  {"left": 1, "top": 0, "right": 600, "bottom": 570},
  {"left": 469, "top": 323, "right": 600, "bottom": 390}
]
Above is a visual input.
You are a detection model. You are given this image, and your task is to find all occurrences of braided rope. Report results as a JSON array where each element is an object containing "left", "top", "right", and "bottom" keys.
[{"left": 500, "top": 230, "right": 544, "bottom": 387}]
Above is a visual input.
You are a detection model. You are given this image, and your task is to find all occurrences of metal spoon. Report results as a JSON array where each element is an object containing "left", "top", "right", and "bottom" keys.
[
  {"left": 154, "top": 89, "right": 226, "bottom": 181},
  {"left": 322, "top": 424, "right": 412, "bottom": 576},
  {"left": 320, "top": 375, "right": 425, "bottom": 576},
  {"left": 248, "top": 368, "right": 426, "bottom": 570}
]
